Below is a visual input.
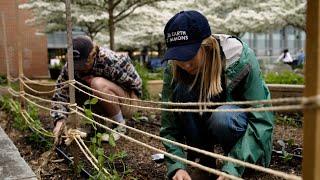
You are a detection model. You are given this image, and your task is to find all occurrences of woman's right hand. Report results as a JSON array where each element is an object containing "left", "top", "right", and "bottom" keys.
[
  {"left": 53, "top": 119, "right": 65, "bottom": 143},
  {"left": 173, "top": 169, "right": 191, "bottom": 180}
]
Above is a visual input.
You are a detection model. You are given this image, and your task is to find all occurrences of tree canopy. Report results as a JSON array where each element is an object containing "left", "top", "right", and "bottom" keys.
[{"left": 20, "top": 0, "right": 306, "bottom": 50}]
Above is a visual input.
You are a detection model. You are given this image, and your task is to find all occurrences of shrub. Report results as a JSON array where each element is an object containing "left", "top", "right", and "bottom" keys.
[
  {"left": 264, "top": 71, "right": 304, "bottom": 85},
  {"left": 0, "top": 75, "right": 7, "bottom": 85}
]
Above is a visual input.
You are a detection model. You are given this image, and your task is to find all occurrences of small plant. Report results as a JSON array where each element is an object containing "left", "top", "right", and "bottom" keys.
[
  {"left": 82, "top": 96, "right": 133, "bottom": 179},
  {"left": 0, "top": 75, "right": 7, "bottom": 86},
  {"left": 277, "top": 139, "right": 294, "bottom": 163},
  {"left": 275, "top": 113, "right": 301, "bottom": 127},
  {"left": 0, "top": 96, "right": 52, "bottom": 149},
  {"left": 83, "top": 97, "right": 99, "bottom": 130}
]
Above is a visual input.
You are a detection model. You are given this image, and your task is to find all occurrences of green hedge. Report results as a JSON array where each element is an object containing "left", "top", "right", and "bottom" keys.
[{"left": 264, "top": 71, "right": 304, "bottom": 85}]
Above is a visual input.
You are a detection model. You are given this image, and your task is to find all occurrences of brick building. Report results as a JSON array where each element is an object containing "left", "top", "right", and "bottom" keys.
[{"left": 0, "top": 0, "right": 48, "bottom": 78}]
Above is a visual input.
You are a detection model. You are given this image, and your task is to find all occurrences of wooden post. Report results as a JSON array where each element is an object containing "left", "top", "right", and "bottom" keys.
[
  {"left": 65, "top": 0, "right": 75, "bottom": 111},
  {"left": 14, "top": 0, "right": 24, "bottom": 106},
  {"left": 65, "top": 0, "right": 79, "bottom": 171},
  {"left": 1, "top": 12, "right": 10, "bottom": 87},
  {"left": 302, "top": 0, "right": 320, "bottom": 179}
]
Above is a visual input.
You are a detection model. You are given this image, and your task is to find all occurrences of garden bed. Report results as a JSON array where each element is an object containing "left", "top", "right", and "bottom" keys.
[{"left": 0, "top": 102, "right": 302, "bottom": 179}]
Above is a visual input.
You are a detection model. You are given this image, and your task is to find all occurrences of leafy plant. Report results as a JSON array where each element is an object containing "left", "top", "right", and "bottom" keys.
[
  {"left": 83, "top": 97, "right": 99, "bottom": 129},
  {"left": 134, "top": 63, "right": 151, "bottom": 100},
  {"left": 275, "top": 113, "right": 301, "bottom": 127},
  {"left": 0, "top": 96, "right": 52, "bottom": 149},
  {"left": 264, "top": 71, "right": 304, "bottom": 84},
  {"left": 49, "top": 61, "right": 64, "bottom": 70},
  {"left": 82, "top": 96, "right": 133, "bottom": 179},
  {"left": 277, "top": 140, "right": 294, "bottom": 163},
  {"left": 0, "top": 75, "right": 7, "bottom": 86}
]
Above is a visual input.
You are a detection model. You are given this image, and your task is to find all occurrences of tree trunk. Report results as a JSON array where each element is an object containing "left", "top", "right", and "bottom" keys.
[
  {"left": 157, "top": 42, "right": 164, "bottom": 58},
  {"left": 108, "top": 0, "right": 115, "bottom": 50},
  {"left": 109, "top": 20, "right": 115, "bottom": 50}
]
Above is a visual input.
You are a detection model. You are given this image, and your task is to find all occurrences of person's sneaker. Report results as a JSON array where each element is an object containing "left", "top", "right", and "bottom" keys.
[{"left": 101, "top": 122, "right": 126, "bottom": 142}]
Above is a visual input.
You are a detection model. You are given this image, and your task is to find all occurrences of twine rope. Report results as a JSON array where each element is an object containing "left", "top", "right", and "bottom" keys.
[
  {"left": 6, "top": 86, "right": 304, "bottom": 179},
  {"left": 71, "top": 108, "right": 242, "bottom": 180},
  {"left": 75, "top": 80, "right": 308, "bottom": 106},
  {"left": 20, "top": 78, "right": 70, "bottom": 94},
  {"left": 75, "top": 106, "right": 301, "bottom": 180},
  {"left": 73, "top": 84, "right": 308, "bottom": 112}
]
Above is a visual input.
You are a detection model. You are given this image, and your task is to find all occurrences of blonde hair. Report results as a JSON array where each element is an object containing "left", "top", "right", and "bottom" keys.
[{"left": 173, "top": 36, "right": 223, "bottom": 104}]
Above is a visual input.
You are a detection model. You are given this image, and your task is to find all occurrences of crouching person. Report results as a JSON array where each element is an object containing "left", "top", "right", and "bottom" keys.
[
  {"left": 160, "top": 11, "right": 274, "bottom": 180},
  {"left": 51, "top": 35, "right": 142, "bottom": 142}
]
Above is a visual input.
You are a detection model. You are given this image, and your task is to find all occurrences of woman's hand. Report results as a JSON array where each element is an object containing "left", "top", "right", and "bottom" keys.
[
  {"left": 172, "top": 169, "right": 191, "bottom": 180},
  {"left": 53, "top": 119, "right": 65, "bottom": 144}
]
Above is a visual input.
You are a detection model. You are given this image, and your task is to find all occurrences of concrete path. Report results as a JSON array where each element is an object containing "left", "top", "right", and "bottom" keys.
[{"left": 0, "top": 127, "right": 37, "bottom": 180}]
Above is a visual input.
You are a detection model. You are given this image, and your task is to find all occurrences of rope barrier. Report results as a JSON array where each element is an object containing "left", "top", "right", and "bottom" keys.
[
  {"left": 73, "top": 137, "right": 101, "bottom": 173},
  {"left": 70, "top": 108, "right": 242, "bottom": 180},
  {"left": 20, "top": 95, "right": 73, "bottom": 115},
  {"left": 7, "top": 76, "right": 19, "bottom": 82},
  {"left": 75, "top": 80, "right": 308, "bottom": 107},
  {"left": 76, "top": 136, "right": 111, "bottom": 175},
  {"left": 73, "top": 84, "right": 308, "bottom": 113},
  {"left": 22, "top": 76, "right": 75, "bottom": 86},
  {"left": 20, "top": 78, "right": 70, "bottom": 94},
  {"left": 20, "top": 84, "right": 312, "bottom": 114},
  {"left": 7, "top": 88, "right": 20, "bottom": 97},
  {"left": 4, "top": 84, "right": 305, "bottom": 179},
  {"left": 22, "top": 110, "right": 53, "bottom": 134},
  {"left": 65, "top": 130, "right": 111, "bottom": 175},
  {"left": 7, "top": 93, "right": 295, "bottom": 179},
  {"left": 24, "top": 92, "right": 71, "bottom": 106},
  {"left": 75, "top": 107, "right": 301, "bottom": 180},
  {"left": 19, "top": 78, "right": 320, "bottom": 111},
  {"left": 21, "top": 110, "right": 54, "bottom": 138}
]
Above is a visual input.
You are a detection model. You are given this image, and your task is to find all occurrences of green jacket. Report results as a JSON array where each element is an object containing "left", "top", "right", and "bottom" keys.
[{"left": 160, "top": 35, "right": 274, "bottom": 178}]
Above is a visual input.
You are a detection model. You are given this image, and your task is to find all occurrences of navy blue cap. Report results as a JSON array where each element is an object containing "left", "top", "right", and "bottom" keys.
[
  {"left": 163, "top": 10, "right": 211, "bottom": 62},
  {"left": 72, "top": 36, "right": 93, "bottom": 70}
]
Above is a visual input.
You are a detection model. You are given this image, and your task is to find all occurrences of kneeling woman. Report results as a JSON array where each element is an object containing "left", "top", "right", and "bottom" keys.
[{"left": 160, "top": 10, "right": 274, "bottom": 180}]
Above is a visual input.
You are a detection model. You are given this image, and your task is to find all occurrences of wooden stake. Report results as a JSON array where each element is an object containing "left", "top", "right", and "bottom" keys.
[
  {"left": 65, "top": 0, "right": 80, "bottom": 173},
  {"left": 302, "top": 0, "right": 320, "bottom": 179},
  {"left": 1, "top": 13, "right": 10, "bottom": 87},
  {"left": 14, "top": 0, "right": 24, "bottom": 106}
]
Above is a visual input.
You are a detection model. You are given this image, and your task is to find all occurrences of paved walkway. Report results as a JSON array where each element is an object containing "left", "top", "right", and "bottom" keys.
[{"left": 0, "top": 127, "right": 37, "bottom": 180}]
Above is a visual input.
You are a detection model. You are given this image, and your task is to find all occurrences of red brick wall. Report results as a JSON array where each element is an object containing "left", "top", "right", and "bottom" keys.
[{"left": 0, "top": 0, "right": 48, "bottom": 78}]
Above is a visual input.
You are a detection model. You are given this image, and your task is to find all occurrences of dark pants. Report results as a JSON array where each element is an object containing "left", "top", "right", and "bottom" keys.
[{"left": 173, "top": 83, "right": 248, "bottom": 167}]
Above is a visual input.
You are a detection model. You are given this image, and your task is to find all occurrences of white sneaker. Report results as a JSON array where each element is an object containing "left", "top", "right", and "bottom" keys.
[{"left": 101, "top": 122, "right": 126, "bottom": 142}]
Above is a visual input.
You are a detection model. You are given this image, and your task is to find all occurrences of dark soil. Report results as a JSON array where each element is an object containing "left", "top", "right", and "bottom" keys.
[{"left": 0, "top": 109, "right": 302, "bottom": 179}]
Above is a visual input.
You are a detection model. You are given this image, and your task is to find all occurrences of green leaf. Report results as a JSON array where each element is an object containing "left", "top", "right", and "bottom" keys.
[
  {"left": 97, "top": 148, "right": 104, "bottom": 156},
  {"left": 96, "top": 133, "right": 102, "bottom": 138},
  {"left": 118, "top": 151, "right": 128, "bottom": 158},
  {"left": 90, "top": 98, "right": 98, "bottom": 105},
  {"left": 84, "top": 109, "right": 93, "bottom": 119},
  {"left": 287, "top": 139, "right": 295, "bottom": 147},
  {"left": 98, "top": 154, "right": 105, "bottom": 166},
  {"left": 84, "top": 99, "right": 90, "bottom": 105},
  {"left": 108, "top": 134, "right": 116, "bottom": 147},
  {"left": 92, "top": 137, "right": 97, "bottom": 144}
]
